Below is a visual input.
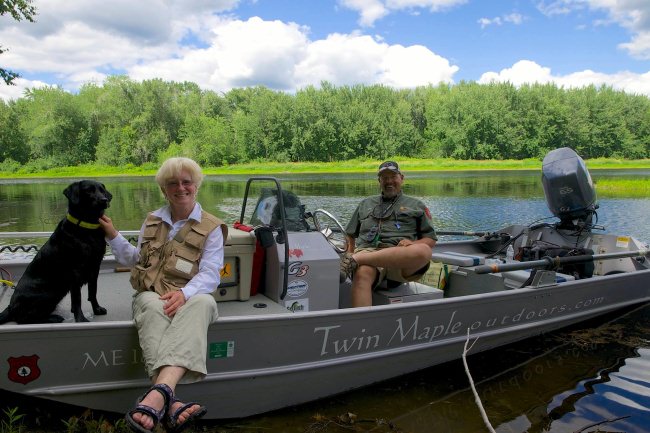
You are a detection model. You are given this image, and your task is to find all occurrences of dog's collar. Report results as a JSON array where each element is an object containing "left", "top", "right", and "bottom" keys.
[{"left": 66, "top": 213, "right": 101, "bottom": 230}]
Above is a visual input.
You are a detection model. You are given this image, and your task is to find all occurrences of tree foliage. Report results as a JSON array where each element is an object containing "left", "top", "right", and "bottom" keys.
[
  {"left": 0, "top": 0, "right": 36, "bottom": 85},
  {"left": 1, "top": 77, "right": 650, "bottom": 169}
]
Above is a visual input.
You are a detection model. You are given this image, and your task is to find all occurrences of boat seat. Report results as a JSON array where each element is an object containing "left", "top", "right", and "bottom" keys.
[
  {"left": 431, "top": 251, "right": 485, "bottom": 267},
  {"left": 502, "top": 269, "right": 575, "bottom": 288}
]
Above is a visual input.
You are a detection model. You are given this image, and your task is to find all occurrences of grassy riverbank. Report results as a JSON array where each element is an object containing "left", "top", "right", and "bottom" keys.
[
  {"left": 2, "top": 157, "right": 649, "bottom": 197},
  {"left": 2, "top": 157, "right": 650, "bottom": 178}
]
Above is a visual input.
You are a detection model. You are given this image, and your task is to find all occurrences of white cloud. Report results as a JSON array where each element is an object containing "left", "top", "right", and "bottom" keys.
[
  {"left": 339, "top": 0, "right": 388, "bottom": 27},
  {"left": 294, "top": 33, "right": 458, "bottom": 88},
  {"left": 129, "top": 21, "right": 458, "bottom": 93},
  {"left": 0, "top": 0, "right": 241, "bottom": 95},
  {"left": 339, "top": 0, "right": 467, "bottom": 27},
  {"left": 129, "top": 17, "right": 310, "bottom": 92},
  {"left": 537, "top": 0, "right": 650, "bottom": 59},
  {"left": 478, "top": 13, "right": 525, "bottom": 29},
  {"left": 0, "top": 78, "right": 52, "bottom": 101},
  {"left": 0, "top": 0, "right": 459, "bottom": 99},
  {"left": 479, "top": 59, "right": 650, "bottom": 95}
]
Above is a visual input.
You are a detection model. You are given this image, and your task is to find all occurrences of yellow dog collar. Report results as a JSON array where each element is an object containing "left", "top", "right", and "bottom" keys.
[{"left": 66, "top": 213, "right": 101, "bottom": 230}]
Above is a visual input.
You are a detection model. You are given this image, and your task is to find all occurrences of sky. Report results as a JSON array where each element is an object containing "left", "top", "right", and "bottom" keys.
[{"left": 1, "top": 0, "right": 650, "bottom": 101}]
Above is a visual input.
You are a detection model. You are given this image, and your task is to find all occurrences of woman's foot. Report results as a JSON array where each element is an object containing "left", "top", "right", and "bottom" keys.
[
  {"left": 125, "top": 383, "right": 172, "bottom": 433},
  {"left": 166, "top": 397, "right": 207, "bottom": 433}
]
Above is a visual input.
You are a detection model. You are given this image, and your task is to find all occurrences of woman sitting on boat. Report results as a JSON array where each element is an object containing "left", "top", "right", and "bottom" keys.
[{"left": 99, "top": 157, "right": 227, "bottom": 433}]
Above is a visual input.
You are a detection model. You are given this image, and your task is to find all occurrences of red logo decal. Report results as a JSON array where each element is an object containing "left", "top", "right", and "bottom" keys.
[
  {"left": 424, "top": 207, "right": 432, "bottom": 219},
  {"left": 8, "top": 355, "right": 41, "bottom": 385},
  {"left": 289, "top": 249, "right": 304, "bottom": 258}
]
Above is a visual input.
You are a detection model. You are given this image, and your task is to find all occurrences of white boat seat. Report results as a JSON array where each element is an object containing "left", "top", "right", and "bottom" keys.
[{"left": 431, "top": 251, "right": 485, "bottom": 267}]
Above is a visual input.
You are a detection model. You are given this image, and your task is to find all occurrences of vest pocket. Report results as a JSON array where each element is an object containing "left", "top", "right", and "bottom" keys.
[
  {"left": 163, "top": 249, "right": 199, "bottom": 279},
  {"left": 185, "top": 226, "right": 208, "bottom": 249},
  {"left": 160, "top": 278, "right": 183, "bottom": 295},
  {"left": 130, "top": 264, "right": 152, "bottom": 292}
]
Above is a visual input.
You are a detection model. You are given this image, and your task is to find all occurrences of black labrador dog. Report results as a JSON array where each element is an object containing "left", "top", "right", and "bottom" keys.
[{"left": 0, "top": 180, "right": 112, "bottom": 324}]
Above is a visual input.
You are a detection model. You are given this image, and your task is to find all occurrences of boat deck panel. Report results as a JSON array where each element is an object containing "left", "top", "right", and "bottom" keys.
[{"left": 0, "top": 268, "right": 291, "bottom": 324}]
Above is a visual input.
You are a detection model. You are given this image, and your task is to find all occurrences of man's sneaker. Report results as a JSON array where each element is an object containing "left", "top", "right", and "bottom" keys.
[{"left": 339, "top": 253, "right": 358, "bottom": 283}]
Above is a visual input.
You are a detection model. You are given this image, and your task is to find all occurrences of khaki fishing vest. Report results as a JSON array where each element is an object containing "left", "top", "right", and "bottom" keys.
[{"left": 130, "top": 211, "right": 227, "bottom": 295}]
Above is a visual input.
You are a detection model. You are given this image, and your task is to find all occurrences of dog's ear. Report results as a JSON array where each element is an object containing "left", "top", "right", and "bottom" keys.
[{"left": 63, "top": 182, "right": 81, "bottom": 205}]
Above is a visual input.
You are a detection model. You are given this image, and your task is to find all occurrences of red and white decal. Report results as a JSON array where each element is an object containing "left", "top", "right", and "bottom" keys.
[{"left": 7, "top": 355, "right": 41, "bottom": 385}]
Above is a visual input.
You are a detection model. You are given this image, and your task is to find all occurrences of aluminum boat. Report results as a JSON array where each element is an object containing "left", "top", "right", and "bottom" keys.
[{"left": 1, "top": 148, "right": 649, "bottom": 419}]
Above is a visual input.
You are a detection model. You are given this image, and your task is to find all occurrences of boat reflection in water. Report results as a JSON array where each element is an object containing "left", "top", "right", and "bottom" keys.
[{"left": 389, "top": 304, "right": 650, "bottom": 433}]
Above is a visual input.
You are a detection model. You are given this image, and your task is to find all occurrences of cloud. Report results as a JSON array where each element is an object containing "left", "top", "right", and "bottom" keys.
[
  {"left": 0, "top": 0, "right": 241, "bottom": 95},
  {"left": 339, "top": 0, "right": 467, "bottom": 27},
  {"left": 128, "top": 20, "right": 458, "bottom": 93},
  {"left": 537, "top": 0, "right": 650, "bottom": 59},
  {"left": 294, "top": 33, "right": 458, "bottom": 88},
  {"left": 479, "top": 59, "right": 650, "bottom": 95},
  {"left": 478, "top": 13, "right": 525, "bottom": 29},
  {"left": 0, "top": 78, "right": 52, "bottom": 101},
  {"left": 0, "top": 1, "right": 460, "bottom": 100}
]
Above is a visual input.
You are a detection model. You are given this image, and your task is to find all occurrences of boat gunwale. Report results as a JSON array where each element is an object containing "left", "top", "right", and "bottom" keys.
[{"left": 1, "top": 267, "right": 649, "bottom": 334}]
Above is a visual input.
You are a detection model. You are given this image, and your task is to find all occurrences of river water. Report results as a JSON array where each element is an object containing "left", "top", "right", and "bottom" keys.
[{"left": 0, "top": 170, "right": 649, "bottom": 432}]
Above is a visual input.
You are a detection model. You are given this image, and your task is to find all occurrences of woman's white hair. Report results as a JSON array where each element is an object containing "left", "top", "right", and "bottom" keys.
[{"left": 155, "top": 157, "right": 204, "bottom": 189}]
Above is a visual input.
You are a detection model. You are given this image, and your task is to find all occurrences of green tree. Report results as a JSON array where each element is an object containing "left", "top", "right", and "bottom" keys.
[
  {"left": 22, "top": 86, "right": 96, "bottom": 165},
  {"left": 1, "top": 0, "right": 36, "bottom": 85},
  {"left": 0, "top": 98, "right": 28, "bottom": 162},
  {"left": 177, "top": 114, "right": 235, "bottom": 165}
]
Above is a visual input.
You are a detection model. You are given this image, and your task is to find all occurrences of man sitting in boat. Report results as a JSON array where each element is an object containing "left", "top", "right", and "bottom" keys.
[{"left": 341, "top": 161, "right": 437, "bottom": 307}]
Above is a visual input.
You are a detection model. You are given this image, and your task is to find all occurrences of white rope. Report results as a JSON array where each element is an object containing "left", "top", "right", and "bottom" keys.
[{"left": 462, "top": 328, "right": 496, "bottom": 433}]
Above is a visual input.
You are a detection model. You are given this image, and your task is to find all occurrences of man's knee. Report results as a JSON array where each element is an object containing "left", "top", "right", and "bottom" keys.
[
  {"left": 411, "top": 243, "right": 433, "bottom": 262},
  {"left": 355, "top": 265, "right": 377, "bottom": 281}
]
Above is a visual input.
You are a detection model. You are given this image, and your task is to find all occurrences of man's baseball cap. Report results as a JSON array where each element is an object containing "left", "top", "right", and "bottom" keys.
[{"left": 378, "top": 161, "right": 401, "bottom": 175}]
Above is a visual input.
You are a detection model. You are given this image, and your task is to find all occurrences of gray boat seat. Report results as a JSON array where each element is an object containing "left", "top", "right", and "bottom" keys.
[
  {"left": 502, "top": 269, "right": 575, "bottom": 288},
  {"left": 431, "top": 251, "right": 485, "bottom": 267}
]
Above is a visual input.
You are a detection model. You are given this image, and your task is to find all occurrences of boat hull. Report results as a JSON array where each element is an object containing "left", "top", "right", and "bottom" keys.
[{"left": 2, "top": 269, "right": 648, "bottom": 418}]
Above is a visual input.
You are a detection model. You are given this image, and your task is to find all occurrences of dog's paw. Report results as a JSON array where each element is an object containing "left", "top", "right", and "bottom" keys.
[
  {"left": 48, "top": 314, "right": 65, "bottom": 323},
  {"left": 93, "top": 305, "right": 107, "bottom": 316}
]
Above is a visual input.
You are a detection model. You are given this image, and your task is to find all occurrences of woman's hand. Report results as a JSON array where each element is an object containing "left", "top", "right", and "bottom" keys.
[
  {"left": 160, "top": 290, "right": 186, "bottom": 317},
  {"left": 98, "top": 215, "right": 119, "bottom": 240}
]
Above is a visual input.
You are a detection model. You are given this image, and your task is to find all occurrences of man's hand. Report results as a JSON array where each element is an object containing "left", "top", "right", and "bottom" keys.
[{"left": 397, "top": 239, "right": 415, "bottom": 247}]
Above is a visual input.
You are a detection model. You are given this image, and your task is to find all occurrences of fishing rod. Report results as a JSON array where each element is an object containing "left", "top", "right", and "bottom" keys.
[
  {"left": 474, "top": 249, "right": 650, "bottom": 274},
  {"left": 437, "top": 230, "right": 488, "bottom": 237}
]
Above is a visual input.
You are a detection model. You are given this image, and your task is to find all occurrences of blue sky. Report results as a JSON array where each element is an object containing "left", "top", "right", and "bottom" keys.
[{"left": 1, "top": 0, "right": 649, "bottom": 101}]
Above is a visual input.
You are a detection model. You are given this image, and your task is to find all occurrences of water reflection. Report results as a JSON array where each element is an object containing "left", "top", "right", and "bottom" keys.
[{"left": 2, "top": 170, "right": 649, "bottom": 240}]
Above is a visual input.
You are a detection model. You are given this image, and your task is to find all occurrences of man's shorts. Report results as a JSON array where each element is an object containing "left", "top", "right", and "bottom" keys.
[{"left": 354, "top": 247, "right": 431, "bottom": 289}]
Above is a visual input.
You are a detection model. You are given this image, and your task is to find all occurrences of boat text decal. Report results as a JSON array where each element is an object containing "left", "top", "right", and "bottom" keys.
[
  {"left": 81, "top": 349, "right": 143, "bottom": 369},
  {"left": 314, "top": 296, "right": 606, "bottom": 356}
]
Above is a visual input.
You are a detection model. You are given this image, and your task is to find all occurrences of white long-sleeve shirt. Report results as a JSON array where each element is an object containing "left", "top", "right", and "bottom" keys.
[{"left": 107, "top": 203, "right": 225, "bottom": 300}]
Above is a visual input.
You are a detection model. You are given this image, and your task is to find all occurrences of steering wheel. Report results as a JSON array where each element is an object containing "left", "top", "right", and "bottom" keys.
[{"left": 312, "top": 209, "right": 348, "bottom": 254}]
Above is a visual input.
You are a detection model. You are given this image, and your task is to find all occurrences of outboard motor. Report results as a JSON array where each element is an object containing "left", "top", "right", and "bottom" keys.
[{"left": 542, "top": 147, "right": 598, "bottom": 230}]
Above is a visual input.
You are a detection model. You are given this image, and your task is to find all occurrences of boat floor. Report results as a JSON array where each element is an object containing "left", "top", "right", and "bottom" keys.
[{"left": 0, "top": 268, "right": 292, "bottom": 325}]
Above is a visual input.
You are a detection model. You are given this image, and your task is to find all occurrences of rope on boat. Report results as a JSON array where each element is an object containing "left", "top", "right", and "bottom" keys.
[{"left": 0, "top": 245, "right": 39, "bottom": 253}]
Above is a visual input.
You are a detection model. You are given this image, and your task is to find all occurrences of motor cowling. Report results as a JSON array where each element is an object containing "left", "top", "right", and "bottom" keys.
[{"left": 542, "top": 147, "right": 597, "bottom": 229}]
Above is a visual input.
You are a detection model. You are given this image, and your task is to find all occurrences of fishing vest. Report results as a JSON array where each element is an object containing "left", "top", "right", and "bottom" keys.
[{"left": 130, "top": 211, "right": 227, "bottom": 295}]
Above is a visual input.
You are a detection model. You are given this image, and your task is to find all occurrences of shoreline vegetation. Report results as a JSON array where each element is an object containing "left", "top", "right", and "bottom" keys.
[
  {"left": 2, "top": 157, "right": 650, "bottom": 178},
  {"left": 2, "top": 157, "right": 650, "bottom": 197}
]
